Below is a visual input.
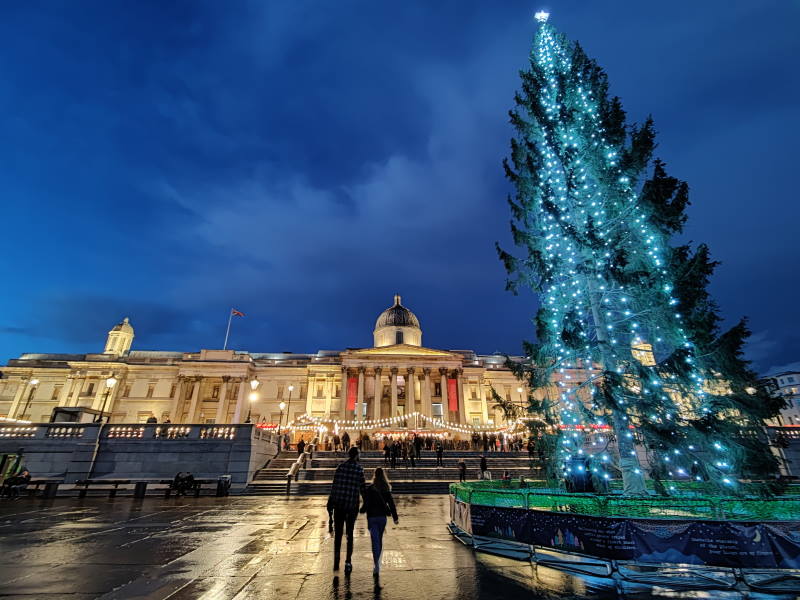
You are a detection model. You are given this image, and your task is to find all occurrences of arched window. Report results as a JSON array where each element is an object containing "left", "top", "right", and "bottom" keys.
[{"left": 395, "top": 330, "right": 404, "bottom": 344}]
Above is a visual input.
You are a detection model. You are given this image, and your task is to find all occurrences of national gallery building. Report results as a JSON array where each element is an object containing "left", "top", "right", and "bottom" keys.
[{"left": 0, "top": 296, "right": 576, "bottom": 431}]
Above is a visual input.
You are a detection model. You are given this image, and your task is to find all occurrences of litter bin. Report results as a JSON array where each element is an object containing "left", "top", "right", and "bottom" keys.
[{"left": 216, "top": 475, "right": 232, "bottom": 497}]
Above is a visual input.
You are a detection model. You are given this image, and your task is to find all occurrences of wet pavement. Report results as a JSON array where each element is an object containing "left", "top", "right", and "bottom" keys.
[{"left": 0, "top": 495, "right": 576, "bottom": 600}]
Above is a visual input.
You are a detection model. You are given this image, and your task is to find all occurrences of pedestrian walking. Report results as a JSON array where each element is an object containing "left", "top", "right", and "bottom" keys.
[
  {"left": 333, "top": 434, "right": 341, "bottom": 453},
  {"left": 457, "top": 460, "right": 467, "bottom": 483},
  {"left": 342, "top": 431, "right": 351, "bottom": 452},
  {"left": 408, "top": 442, "right": 416, "bottom": 468},
  {"left": 327, "top": 447, "right": 366, "bottom": 574},
  {"left": 435, "top": 440, "right": 444, "bottom": 467},
  {"left": 359, "top": 467, "right": 398, "bottom": 576},
  {"left": 480, "top": 455, "right": 488, "bottom": 479},
  {"left": 390, "top": 442, "right": 398, "bottom": 469},
  {"left": 297, "top": 438, "right": 306, "bottom": 455},
  {"left": 383, "top": 441, "right": 391, "bottom": 465}
]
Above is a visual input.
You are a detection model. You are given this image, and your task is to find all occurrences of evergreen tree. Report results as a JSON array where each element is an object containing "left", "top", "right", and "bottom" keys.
[{"left": 498, "top": 14, "right": 784, "bottom": 495}]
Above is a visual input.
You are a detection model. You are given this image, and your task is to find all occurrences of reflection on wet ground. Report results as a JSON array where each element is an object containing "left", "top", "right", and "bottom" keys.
[{"left": 0, "top": 496, "right": 787, "bottom": 599}]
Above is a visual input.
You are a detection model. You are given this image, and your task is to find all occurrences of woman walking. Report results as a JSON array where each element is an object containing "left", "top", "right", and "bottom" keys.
[{"left": 360, "top": 467, "right": 399, "bottom": 575}]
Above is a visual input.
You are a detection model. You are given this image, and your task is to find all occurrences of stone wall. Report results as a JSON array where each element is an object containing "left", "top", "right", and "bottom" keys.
[{"left": 0, "top": 423, "right": 279, "bottom": 490}]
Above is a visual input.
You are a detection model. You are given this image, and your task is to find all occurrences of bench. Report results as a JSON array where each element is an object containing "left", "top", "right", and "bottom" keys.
[
  {"left": 75, "top": 479, "right": 133, "bottom": 498},
  {"left": 26, "top": 478, "right": 64, "bottom": 499}
]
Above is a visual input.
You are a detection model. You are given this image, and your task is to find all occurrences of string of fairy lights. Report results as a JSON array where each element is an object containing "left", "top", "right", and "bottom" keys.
[{"left": 283, "top": 411, "right": 541, "bottom": 437}]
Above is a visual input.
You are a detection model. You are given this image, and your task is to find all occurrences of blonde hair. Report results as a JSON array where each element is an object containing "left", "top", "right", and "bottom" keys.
[{"left": 372, "top": 467, "right": 391, "bottom": 492}]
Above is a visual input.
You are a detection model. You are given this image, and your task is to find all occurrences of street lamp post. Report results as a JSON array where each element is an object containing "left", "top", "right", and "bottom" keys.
[
  {"left": 278, "top": 401, "right": 286, "bottom": 434},
  {"left": 96, "top": 376, "right": 118, "bottom": 423},
  {"left": 245, "top": 377, "right": 260, "bottom": 423},
  {"left": 18, "top": 378, "right": 40, "bottom": 420}
]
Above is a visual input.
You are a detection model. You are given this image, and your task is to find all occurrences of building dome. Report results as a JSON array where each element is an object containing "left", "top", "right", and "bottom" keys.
[
  {"left": 110, "top": 317, "right": 133, "bottom": 333},
  {"left": 373, "top": 295, "right": 422, "bottom": 347},
  {"left": 375, "top": 295, "right": 420, "bottom": 329}
]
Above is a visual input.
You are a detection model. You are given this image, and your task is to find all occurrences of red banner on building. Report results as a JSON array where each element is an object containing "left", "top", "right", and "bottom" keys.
[
  {"left": 347, "top": 377, "right": 358, "bottom": 411},
  {"left": 447, "top": 378, "right": 458, "bottom": 412}
]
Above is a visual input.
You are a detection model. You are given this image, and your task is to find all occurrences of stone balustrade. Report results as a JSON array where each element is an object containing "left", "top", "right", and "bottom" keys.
[{"left": 0, "top": 422, "right": 281, "bottom": 490}]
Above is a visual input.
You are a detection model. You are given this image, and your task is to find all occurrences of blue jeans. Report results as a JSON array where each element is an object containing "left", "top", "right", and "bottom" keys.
[{"left": 367, "top": 516, "right": 387, "bottom": 566}]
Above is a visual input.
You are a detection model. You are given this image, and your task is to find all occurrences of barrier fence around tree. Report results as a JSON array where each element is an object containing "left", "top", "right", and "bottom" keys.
[{"left": 449, "top": 481, "right": 800, "bottom": 570}]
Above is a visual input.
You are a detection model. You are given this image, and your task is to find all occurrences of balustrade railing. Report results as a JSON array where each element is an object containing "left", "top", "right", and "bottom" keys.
[
  {"left": 0, "top": 422, "right": 280, "bottom": 444},
  {"left": 0, "top": 426, "right": 37, "bottom": 439}
]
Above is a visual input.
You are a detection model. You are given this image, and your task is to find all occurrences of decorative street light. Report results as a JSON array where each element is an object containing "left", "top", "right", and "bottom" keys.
[
  {"left": 245, "top": 377, "right": 260, "bottom": 423},
  {"left": 278, "top": 401, "right": 286, "bottom": 434},
  {"left": 18, "top": 378, "right": 40, "bottom": 420},
  {"left": 96, "top": 376, "right": 118, "bottom": 423}
]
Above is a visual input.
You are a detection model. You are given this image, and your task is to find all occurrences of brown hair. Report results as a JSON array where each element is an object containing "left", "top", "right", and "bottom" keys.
[{"left": 372, "top": 467, "right": 391, "bottom": 492}]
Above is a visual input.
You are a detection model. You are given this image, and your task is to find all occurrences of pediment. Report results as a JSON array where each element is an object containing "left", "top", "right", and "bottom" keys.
[{"left": 345, "top": 344, "right": 457, "bottom": 358}]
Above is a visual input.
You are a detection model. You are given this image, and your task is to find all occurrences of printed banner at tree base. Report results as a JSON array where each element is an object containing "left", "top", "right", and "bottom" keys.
[{"left": 465, "top": 504, "right": 800, "bottom": 569}]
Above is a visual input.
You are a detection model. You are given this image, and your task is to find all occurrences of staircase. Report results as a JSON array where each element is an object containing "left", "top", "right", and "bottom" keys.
[{"left": 245, "top": 449, "right": 542, "bottom": 496}]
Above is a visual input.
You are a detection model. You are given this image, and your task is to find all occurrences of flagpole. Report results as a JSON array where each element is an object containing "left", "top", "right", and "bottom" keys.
[{"left": 223, "top": 309, "right": 233, "bottom": 350}]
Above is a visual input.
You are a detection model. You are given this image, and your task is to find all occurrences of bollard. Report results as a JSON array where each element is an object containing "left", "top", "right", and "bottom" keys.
[{"left": 134, "top": 482, "right": 148, "bottom": 499}]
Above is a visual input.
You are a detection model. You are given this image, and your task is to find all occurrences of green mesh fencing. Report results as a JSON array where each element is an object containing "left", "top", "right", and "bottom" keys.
[{"left": 449, "top": 481, "right": 800, "bottom": 521}]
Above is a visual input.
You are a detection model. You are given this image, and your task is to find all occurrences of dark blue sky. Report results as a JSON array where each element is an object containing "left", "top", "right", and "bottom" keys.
[{"left": 1, "top": 1, "right": 798, "bottom": 374}]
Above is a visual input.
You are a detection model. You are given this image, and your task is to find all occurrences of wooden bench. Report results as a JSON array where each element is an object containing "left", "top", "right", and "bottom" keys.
[
  {"left": 26, "top": 478, "right": 64, "bottom": 499},
  {"left": 74, "top": 479, "right": 132, "bottom": 498}
]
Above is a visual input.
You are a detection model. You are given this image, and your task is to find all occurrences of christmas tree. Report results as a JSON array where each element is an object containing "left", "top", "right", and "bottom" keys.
[{"left": 498, "top": 12, "right": 784, "bottom": 495}]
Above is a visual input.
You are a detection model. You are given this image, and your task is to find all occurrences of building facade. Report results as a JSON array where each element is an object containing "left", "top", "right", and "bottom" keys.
[
  {"left": 0, "top": 296, "right": 568, "bottom": 431},
  {"left": 761, "top": 370, "right": 800, "bottom": 426}
]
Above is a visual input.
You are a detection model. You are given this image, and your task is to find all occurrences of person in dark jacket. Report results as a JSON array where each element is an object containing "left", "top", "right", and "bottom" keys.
[
  {"left": 341, "top": 431, "right": 351, "bottom": 452},
  {"left": 359, "top": 467, "right": 398, "bottom": 576},
  {"left": 2, "top": 469, "right": 31, "bottom": 499},
  {"left": 435, "top": 440, "right": 444, "bottom": 466},
  {"left": 458, "top": 460, "right": 467, "bottom": 482},
  {"left": 297, "top": 438, "right": 306, "bottom": 455},
  {"left": 480, "top": 455, "right": 488, "bottom": 478},
  {"left": 328, "top": 447, "right": 366, "bottom": 574}
]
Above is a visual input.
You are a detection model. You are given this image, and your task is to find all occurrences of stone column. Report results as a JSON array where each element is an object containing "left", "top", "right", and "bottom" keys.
[
  {"left": 68, "top": 375, "right": 85, "bottom": 407},
  {"left": 91, "top": 379, "right": 107, "bottom": 411},
  {"left": 232, "top": 377, "right": 247, "bottom": 423},
  {"left": 186, "top": 377, "right": 202, "bottom": 423},
  {"left": 8, "top": 377, "right": 30, "bottom": 418},
  {"left": 422, "top": 368, "right": 432, "bottom": 424},
  {"left": 372, "top": 368, "right": 382, "bottom": 420},
  {"left": 57, "top": 375, "right": 76, "bottom": 407},
  {"left": 305, "top": 376, "right": 314, "bottom": 416},
  {"left": 325, "top": 373, "right": 335, "bottom": 417},
  {"left": 457, "top": 369, "right": 466, "bottom": 424},
  {"left": 215, "top": 376, "right": 230, "bottom": 424},
  {"left": 478, "top": 377, "right": 489, "bottom": 424},
  {"left": 357, "top": 367, "right": 365, "bottom": 422},
  {"left": 439, "top": 368, "right": 449, "bottom": 419},
  {"left": 168, "top": 376, "right": 185, "bottom": 423},
  {"left": 340, "top": 367, "right": 348, "bottom": 419},
  {"left": 390, "top": 367, "right": 398, "bottom": 419},
  {"left": 406, "top": 367, "right": 416, "bottom": 415}
]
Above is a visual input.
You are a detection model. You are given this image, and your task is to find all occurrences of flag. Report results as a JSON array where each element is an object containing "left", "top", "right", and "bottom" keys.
[{"left": 231, "top": 308, "right": 245, "bottom": 317}]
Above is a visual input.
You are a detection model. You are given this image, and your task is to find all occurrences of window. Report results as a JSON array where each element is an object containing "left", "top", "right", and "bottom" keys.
[
  {"left": 146, "top": 384, "right": 155, "bottom": 398},
  {"left": 472, "top": 416, "right": 481, "bottom": 427},
  {"left": 86, "top": 382, "right": 95, "bottom": 395},
  {"left": 300, "top": 385, "right": 307, "bottom": 398},
  {"left": 123, "top": 385, "right": 131, "bottom": 398},
  {"left": 470, "top": 386, "right": 477, "bottom": 399},
  {"left": 277, "top": 385, "right": 284, "bottom": 399},
  {"left": 316, "top": 385, "right": 324, "bottom": 398},
  {"left": 434, "top": 383, "right": 442, "bottom": 396},
  {"left": 51, "top": 385, "right": 62, "bottom": 400},
  {"left": 334, "top": 385, "right": 340, "bottom": 398},
  {"left": 789, "top": 376, "right": 797, "bottom": 383},
  {"left": 395, "top": 330, "right": 404, "bottom": 344},
  {"left": 169, "top": 384, "right": 176, "bottom": 398},
  {"left": 212, "top": 385, "right": 220, "bottom": 399},
  {"left": 432, "top": 403, "right": 443, "bottom": 418}
]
